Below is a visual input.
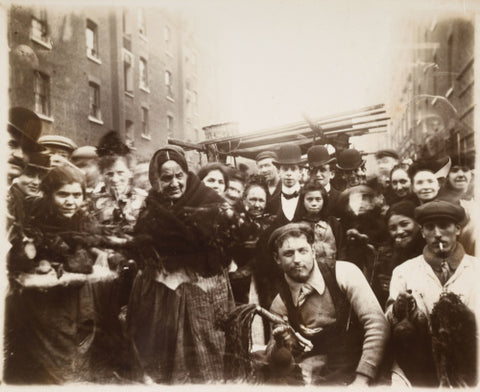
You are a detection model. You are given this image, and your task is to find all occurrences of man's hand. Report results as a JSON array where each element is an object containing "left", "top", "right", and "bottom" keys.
[
  {"left": 392, "top": 290, "right": 416, "bottom": 320},
  {"left": 272, "top": 325, "right": 297, "bottom": 350},
  {"left": 349, "top": 373, "right": 370, "bottom": 386}
]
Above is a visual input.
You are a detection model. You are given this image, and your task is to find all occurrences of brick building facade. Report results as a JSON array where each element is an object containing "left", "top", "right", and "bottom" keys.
[{"left": 8, "top": 4, "right": 227, "bottom": 162}]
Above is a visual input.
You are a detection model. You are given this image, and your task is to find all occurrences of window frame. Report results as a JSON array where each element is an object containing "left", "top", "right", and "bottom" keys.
[
  {"left": 88, "top": 81, "right": 102, "bottom": 122},
  {"left": 86, "top": 19, "right": 100, "bottom": 62},
  {"left": 141, "top": 107, "right": 150, "bottom": 139},
  {"left": 123, "top": 49, "right": 134, "bottom": 95},
  {"left": 30, "top": 12, "right": 52, "bottom": 49},
  {"left": 139, "top": 57, "right": 149, "bottom": 91},
  {"left": 34, "top": 70, "right": 51, "bottom": 117}
]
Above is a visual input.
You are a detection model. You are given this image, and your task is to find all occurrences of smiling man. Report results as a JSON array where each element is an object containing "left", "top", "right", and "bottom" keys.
[
  {"left": 387, "top": 200, "right": 479, "bottom": 317},
  {"left": 266, "top": 223, "right": 389, "bottom": 385}
]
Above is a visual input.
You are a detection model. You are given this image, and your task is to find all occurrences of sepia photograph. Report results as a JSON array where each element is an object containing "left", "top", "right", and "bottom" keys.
[{"left": 2, "top": 0, "right": 479, "bottom": 388}]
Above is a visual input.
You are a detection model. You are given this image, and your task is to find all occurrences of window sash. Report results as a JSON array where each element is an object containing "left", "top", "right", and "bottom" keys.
[
  {"left": 86, "top": 23, "right": 98, "bottom": 57},
  {"left": 142, "top": 108, "right": 149, "bottom": 136},
  {"left": 34, "top": 71, "right": 49, "bottom": 115},
  {"left": 140, "top": 58, "right": 148, "bottom": 88},
  {"left": 89, "top": 83, "right": 100, "bottom": 118}
]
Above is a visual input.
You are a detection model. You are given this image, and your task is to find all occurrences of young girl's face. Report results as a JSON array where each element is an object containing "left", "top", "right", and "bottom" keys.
[
  {"left": 53, "top": 183, "right": 84, "bottom": 218},
  {"left": 304, "top": 190, "right": 324, "bottom": 214}
]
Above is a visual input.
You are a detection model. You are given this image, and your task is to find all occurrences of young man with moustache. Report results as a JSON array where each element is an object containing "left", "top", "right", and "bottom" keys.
[
  {"left": 387, "top": 200, "right": 479, "bottom": 317},
  {"left": 386, "top": 200, "right": 479, "bottom": 386},
  {"left": 265, "top": 223, "right": 389, "bottom": 385}
]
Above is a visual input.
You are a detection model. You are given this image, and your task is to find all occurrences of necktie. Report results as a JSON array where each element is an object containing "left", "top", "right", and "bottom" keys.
[
  {"left": 282, "top": 191, "right": 299, "bottom": 200},
  {"left": 297, "top": 283, "right": 314, "bottom": 307},
  {"left": 440, "top": 260, "right": 450, "bottom": 285}
]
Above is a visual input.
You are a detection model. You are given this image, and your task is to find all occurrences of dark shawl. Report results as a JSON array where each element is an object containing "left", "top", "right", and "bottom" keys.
[{"left": 133, "top": 172, "right": 229, "bottom": 276}]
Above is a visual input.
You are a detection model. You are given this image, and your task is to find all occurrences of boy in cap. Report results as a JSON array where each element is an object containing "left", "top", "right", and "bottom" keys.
[
  {"left": 266, "top": 222, "right": 389, "bottom": 385},
  {"left": 38, "top": 134, "right": 78, "bottom": 167},
  {"left": 71, "top": 145, "right": 102, "bottom": 194},
  {"left": 367, "top": 149, "right": 399, "bottom": 203}
]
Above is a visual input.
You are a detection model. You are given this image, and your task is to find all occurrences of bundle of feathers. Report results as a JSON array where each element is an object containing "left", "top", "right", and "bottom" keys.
[
  {"left": 390, "top": 290, "right": 438, "bottom": 387},
  {"left": 430, "top": 292, "right": 477, "bottom": 387}
]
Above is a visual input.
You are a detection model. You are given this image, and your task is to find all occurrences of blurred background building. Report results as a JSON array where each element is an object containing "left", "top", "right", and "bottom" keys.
[
  {"left": 8, "top": 4, "right": 229, "bottom": 165},
  {"left": 386, "top": 14, "right": 477, "bottom": 160}
]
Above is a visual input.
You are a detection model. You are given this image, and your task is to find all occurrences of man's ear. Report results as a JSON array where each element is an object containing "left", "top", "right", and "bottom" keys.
[
  {"left": 273, "top": 251, "right": 280, "bottom": 266},
  {"left": 455, "top": 224, "right": 461, "bottom": 237},
  {"left": 420, "top": 226, "right": 426, "bottom": 238}
]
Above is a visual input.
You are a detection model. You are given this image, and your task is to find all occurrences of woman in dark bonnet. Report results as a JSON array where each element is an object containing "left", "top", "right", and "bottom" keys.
[{"left": 127, "top": 146, "right": 235, "bottom": 384}]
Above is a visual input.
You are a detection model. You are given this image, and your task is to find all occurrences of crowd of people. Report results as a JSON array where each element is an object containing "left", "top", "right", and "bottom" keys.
[{"left": 4, "top": 106, "right": 478, "bottom": 386}]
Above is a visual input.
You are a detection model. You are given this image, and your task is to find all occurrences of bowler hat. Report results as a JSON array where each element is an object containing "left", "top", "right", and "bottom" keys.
[
  {"left": 39, "top": 135, "right": 78, "bottom": 152},
  {"left": 8, "top": 107, "right": 45, "bottom": 152},
  {"left": 71, "top": 146, "right": 98, "bottom": 161},
  {"left": 307, "top": 145, "right": 334, "bottom": 168},
  {"left": 415, "top": 200, "right": 465, "bottom": 224},
  {"left": 375, "top": 149, "right": 399, "bottom": 160},
  {"left": 268, "top": 222, "right": 314, "bottom": 252},
  {"left": 274, "top": 144, "right": 303, "bottom": 166},
  {"left": 25, "top": 152, "right": 51, "bottom": 173},
  {"left": 336, "top": 148, "right": 365, "bottom": 171},
  {"left": 450, "top": 152, "right": 475, "bottom": 170},
  {"left": 255, "top": 151, "right": 278, "bottom": 162}
]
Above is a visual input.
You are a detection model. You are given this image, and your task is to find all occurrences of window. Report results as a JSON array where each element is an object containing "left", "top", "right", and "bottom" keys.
[
  {"left": 139, "top": 57, "right": 148, "bottom": 90},
  {"left": 141, "top": 107, "right": 150, "bottom": 138},
  {"left": 88, "top": 82, "right": 101, "bottom": 119},
  {"left": 138, "top": 9, "right": 146, "bottom": 36},
  {"left": 86, "top": 20, "right": 99, "bottom": 59},
  {"left": 125, "top": 120, "right": 134, "bottom": 148},
  {"left": 165, "top": 70, "right": 173, "bottom": 97},
  {"left": 123, "top": 50, "right": 134, "bottom": 94},
  {"left": 167, "top": 115, "right": 174, "bottom": 137},
  {"left": 30, "top": 10, "right": 51, "bottom": 49},
  {"left": 34, "top": 71, "right": 50, "bottom": 116}
]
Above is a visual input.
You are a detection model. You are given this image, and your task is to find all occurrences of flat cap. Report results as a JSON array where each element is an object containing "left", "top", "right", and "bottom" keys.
[
  {"left": 71, "top": 146, "right": 98, "bottom": 161},
  {"left": 375, "top": 149, "right": 399, "bottom": 160},
  {"left": 415, "top": 200, "right": 466, "bottom": 224},
  {"left": 39, "top": 135, "right": 78, "bottom": 152},
  {"left": 268, "top": 222, "right": 314, "bottom": 252},
  {"left": 255, "top": 151, "right": 278, "bottom": 162}
]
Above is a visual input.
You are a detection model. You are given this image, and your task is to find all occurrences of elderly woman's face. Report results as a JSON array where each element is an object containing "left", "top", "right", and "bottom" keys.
[
  {"left": 388, "top": 214, "right": 419, "bottom": 249},
  {"left": 202, "top": 169, "right": 226, "bottom": 194},
  {"left": 157, "top": 160, "right": 187, "bottom": 200},
  {"left": 53, "top": 182, "right": 84, "bottom": 218},
  {"left": 104, "top": 158, "right": 132, "bottom": 196}
]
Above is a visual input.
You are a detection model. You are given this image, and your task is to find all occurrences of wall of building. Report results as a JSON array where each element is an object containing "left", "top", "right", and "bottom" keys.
[
  {"left": 8, "top": 4, "right": 227, "bottom": 162},
  {"left": 386, "top": 15, "right": 475, "bottom": 159}
]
